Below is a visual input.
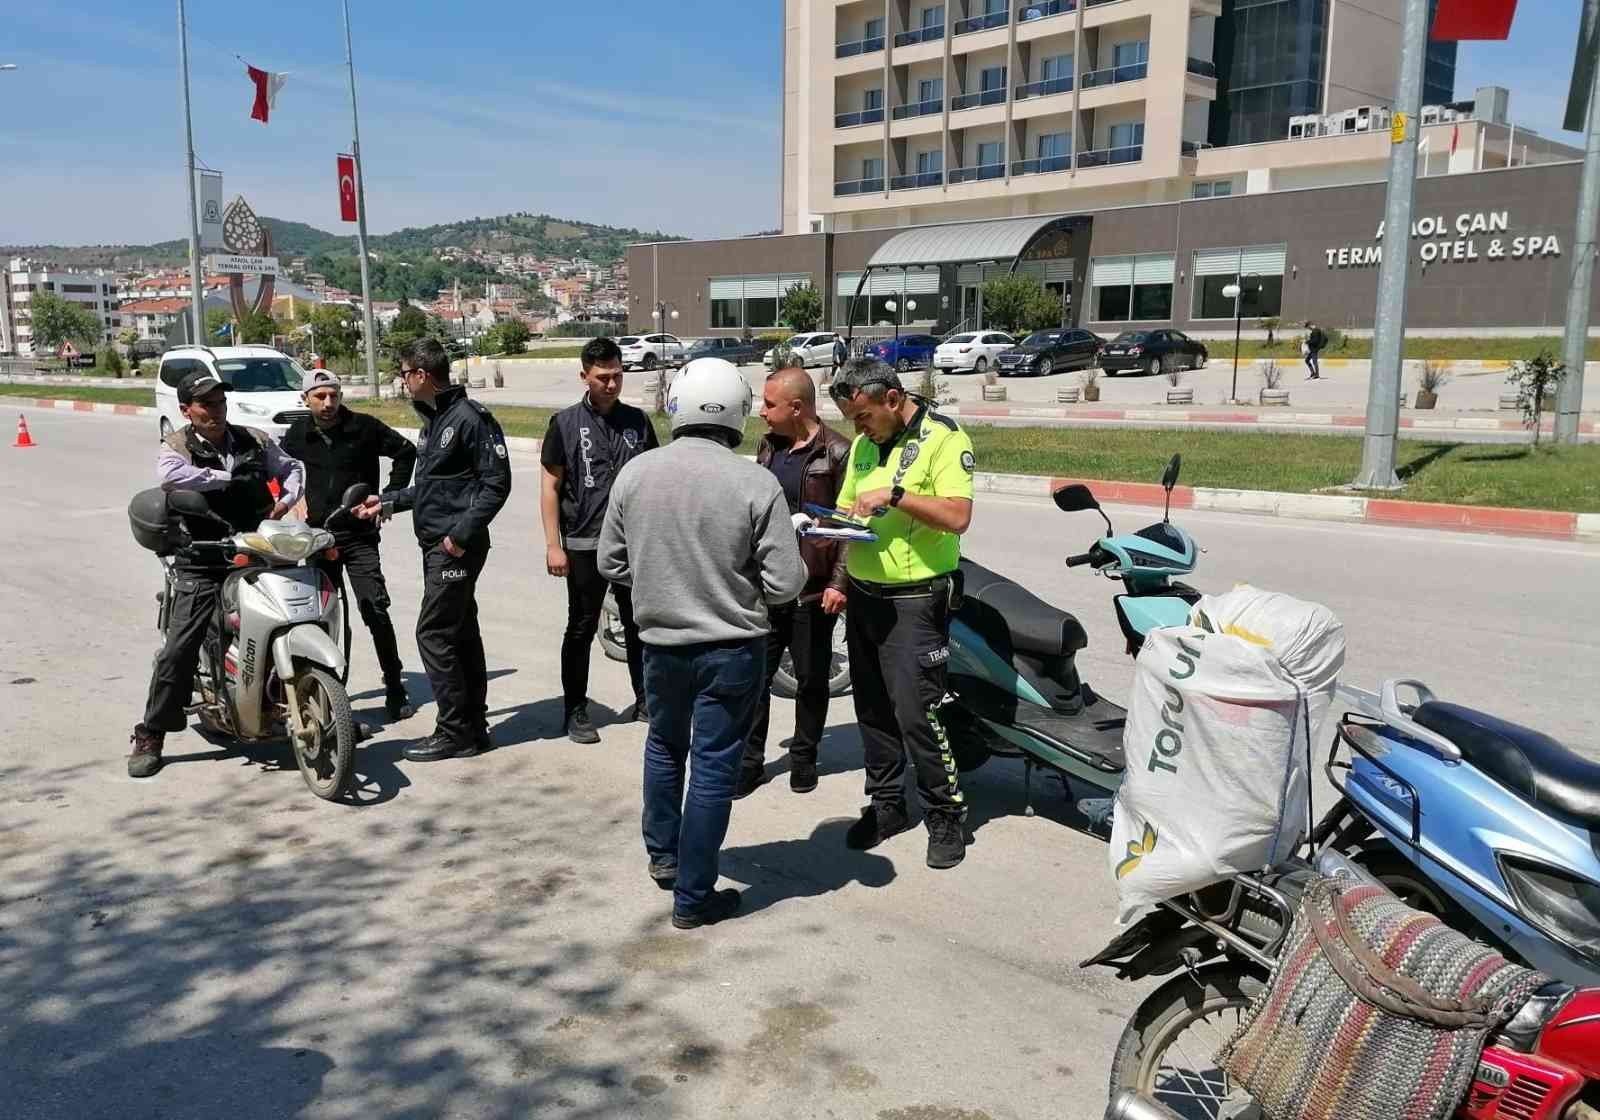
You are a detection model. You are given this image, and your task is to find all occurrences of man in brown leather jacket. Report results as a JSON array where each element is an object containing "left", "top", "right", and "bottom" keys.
[{"left": 736, "top": 358, "right": 850, "bottom": 798}]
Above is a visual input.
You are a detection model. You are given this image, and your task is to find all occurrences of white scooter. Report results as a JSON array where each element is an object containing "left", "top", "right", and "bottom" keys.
[{"left": 150, "top": 487, "right": 364, "bottom": 800}]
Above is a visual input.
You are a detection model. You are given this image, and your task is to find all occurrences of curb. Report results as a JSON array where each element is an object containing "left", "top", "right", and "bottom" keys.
[{"left": 12, "top": 397, "right": 1594, "bottom": 544}]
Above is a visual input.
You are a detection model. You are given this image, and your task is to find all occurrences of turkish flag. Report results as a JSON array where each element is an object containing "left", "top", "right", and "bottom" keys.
[
  {"left": 245, "top": 63, "right": 287, "bottom": 123},
  {"left": 1431, "top": 0, "right": 1517, "bottom": 40},
  {"left": 337, "top": 154, "right": 358, "bottom": 223}
]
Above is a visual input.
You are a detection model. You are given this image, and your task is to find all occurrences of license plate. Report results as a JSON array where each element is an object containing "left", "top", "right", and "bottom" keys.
[{"left": 1107, "top": 349, "right": 1125, "bottom": 355}]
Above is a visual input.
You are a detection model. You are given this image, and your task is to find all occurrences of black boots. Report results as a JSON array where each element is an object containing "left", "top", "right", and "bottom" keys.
[{"left": 127, "top": 724, "right": 165, "bottom": 778}]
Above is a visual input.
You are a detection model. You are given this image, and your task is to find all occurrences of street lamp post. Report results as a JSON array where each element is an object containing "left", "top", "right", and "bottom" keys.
[
  {"left": 652, "top": 301, "right": 679, "bottom": 413},
  {"left": 1221, "top": 273, "right": 1256, "bottom": 404}
]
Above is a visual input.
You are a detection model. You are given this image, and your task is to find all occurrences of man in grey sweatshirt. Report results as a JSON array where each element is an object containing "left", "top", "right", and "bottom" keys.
[{"left": 599, "top": 358, "right": 807, "bottom": 929}]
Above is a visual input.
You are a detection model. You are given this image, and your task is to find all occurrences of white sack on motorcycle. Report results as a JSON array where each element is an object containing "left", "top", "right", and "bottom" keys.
[{"left": 1109, "top": 591, "right": 1345, "bottom": 924}]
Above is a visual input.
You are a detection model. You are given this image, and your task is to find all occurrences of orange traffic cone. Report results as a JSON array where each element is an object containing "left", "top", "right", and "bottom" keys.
[{"left": 14, "top": 414, "right": 35, "bottom": 448}]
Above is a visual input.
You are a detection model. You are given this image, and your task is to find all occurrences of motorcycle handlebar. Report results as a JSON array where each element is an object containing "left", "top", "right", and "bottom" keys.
[{"left": 1065, "top": 552, "right": 1096, "bottom": 568}]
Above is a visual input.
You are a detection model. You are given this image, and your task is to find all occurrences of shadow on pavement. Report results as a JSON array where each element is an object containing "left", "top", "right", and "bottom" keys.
[{"left": 721, "top": 818, "right": 896, "bottom": 918}]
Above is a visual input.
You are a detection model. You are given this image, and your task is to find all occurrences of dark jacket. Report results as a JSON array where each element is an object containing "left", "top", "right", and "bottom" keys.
[
  {"left": 382, "top": 385, "right": 512, "bottom": 550},
  {"left": 281, "top": 406, "right": 416, "bottom": 539},
  {"left": 162, "top": 423, "right": 276, "bottom": 535},
  {"left": 756, "top": 423, "right": 851, "bottom": 602},
  {"left": 541, "top": 397, "right": 658, "bottom": 548},
  {"left": 1307, "top": 327, "right": 1328, "bottom": 353}
]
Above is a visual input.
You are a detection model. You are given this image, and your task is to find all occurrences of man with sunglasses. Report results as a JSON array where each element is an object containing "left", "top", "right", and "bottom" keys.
[
  {"left": 826, "top": 357, "right": 976, "bottom": 869},
  {"left": 354, "top": 339, "right": 512, "bottom": 762}
]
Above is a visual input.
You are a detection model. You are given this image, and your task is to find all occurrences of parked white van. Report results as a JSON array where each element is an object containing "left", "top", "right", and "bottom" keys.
[{"left": 156, "top": 346, "right": 311, "bottom": 440}]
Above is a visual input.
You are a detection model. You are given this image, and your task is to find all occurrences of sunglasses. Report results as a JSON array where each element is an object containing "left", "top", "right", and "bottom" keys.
[{"left": 828, "top": 378, "right": 897, "bottom": 404}]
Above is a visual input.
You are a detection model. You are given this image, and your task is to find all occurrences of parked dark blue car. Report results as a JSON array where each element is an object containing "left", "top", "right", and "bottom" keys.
[{"left": 866, "top": 333, "right": 941, "bottom": 371}]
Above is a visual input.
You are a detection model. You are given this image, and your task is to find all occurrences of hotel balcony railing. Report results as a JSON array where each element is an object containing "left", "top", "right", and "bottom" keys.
[
  {"left": 1011, "top": 153, "right": 1073, "bottom": 176},
  {"left": 953, "top": 10, "right": 1009, "bottom": 35},
  {"left": 890, "top": 171, "right": 946, "bottom": 190},
  {"left": 834, "top": 107, "right": 886, "bottom": 128},
  {"left": 892, "top": 97, "right": 945, "bottom": 120},
  {"left": 951, "top": 87, "right": 1008, "bottom": 111},
  {"left": 1079, "top": 60, "right": 1148, "bottom": 89},
  {"left": 1014, "top": 75, "right": 1074, "bottom": 101},
  {"left": 948, "top": 163, "right": 1007, "bottom": 184},
  {"left": 1186, "top": 57, "right": 1219, "bottom": 79},
  {"left": 835, "top": 34, "right": 886, "bottom": 59},
  {"left": 1086, "top": 0, "right": 1126, "bottom": 7},
  {"left": 834, "top": 175, "right": 886, "bottom": 196},
  {"left": 894, "top": 24, "right": 945, "bottom": 46},
  {"left": 1018, "top": 0, "right": 1075, "bottom": 22},
  {"left": 1075, "top": 143, "right": 1142, "bottom": 168}
]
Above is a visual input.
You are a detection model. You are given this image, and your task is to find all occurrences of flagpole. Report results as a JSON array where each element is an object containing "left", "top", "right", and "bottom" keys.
[
  {"left": 342, "top": 0, "right": 380, "bottom": 396},
  {"left": 178, "top": 0, "right": 205, "bottom": 345}
]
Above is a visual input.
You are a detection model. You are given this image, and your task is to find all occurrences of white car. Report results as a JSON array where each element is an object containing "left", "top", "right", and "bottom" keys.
[
  {"left": 933, "top": 331, "right": 1016, "bottom": 374},
  {"left": 618, "top": 333, "right": 686, "bottom": 371},
  {"left": 156, "top": 345, "right": 311, "bottom": 441},
  {"left": 764, "top": 331, "right": 841, "bottom": 369}
]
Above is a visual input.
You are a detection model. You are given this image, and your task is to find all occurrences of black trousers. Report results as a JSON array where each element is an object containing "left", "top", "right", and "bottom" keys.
[
  {"left": 141, "top": 569, "right": 224, "bottom": 733},
  {"left": 417, "top": 545, "right": 489, "bottom": 747},
  {"left": 316, "top": 536, "right": 403, "bottom": 686},
  {"left": 845, "top": 578, "right": 964, "bottom": 816},
  {"left": 743, "top": 600, "right": 838, "bottom": 774},
  {"left": 560, "top": 547, "right": 643, "bottom": 714}
]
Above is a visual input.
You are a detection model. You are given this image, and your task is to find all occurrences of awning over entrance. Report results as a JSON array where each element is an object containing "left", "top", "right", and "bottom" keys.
[{"left": 866, "top": 215, "right": 1078, "bottom": 268}]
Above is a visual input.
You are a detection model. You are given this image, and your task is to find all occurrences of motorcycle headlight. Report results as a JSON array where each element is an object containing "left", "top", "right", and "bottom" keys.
[
  {"left": 1499, "top": 854, "right": 1600, "bottom": 959},
  {"left": 254, "top": 521, "right": 335, "bottom": 562}
]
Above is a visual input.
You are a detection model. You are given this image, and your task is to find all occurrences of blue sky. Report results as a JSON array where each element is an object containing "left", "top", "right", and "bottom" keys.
[{"left": 0, "top": 1, "right": 1586, "bottom": 247}]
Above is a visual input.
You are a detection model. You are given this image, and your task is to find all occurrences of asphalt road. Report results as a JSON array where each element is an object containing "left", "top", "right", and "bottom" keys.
[{"left": 2, "top": 409, "right": 1597, "bottom": 1120}]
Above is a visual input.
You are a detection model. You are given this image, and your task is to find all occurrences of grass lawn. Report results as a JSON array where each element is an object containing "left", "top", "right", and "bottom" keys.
[
  {"left": 1214, "top": 336, "right": 1593, "bottom": 362},
  {"left": 6, "top": 384, "right": 1594, "bottom": 512}
]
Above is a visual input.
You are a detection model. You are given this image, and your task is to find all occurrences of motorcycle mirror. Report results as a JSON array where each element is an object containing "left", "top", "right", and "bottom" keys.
[
  {"left": 1161, "top": 454, "right": 1182, "bottom": 492},
  {"left": 340, "top": 483, "right": 372, "bottom": 509},
  {"left": 1053, "top": 484, "right": 1100, "bottom": 513}
]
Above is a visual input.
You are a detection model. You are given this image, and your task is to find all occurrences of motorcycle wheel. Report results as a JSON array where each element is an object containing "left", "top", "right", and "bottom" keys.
[
  {"left": 771, "top": 620, "right": 851, "bottom": 699},
  {"left": 1108, "top": 963, "right": 1265, "bottom": 1120},
  {"left": 290, "top": 665, "right": 356, "bottom": 801}
]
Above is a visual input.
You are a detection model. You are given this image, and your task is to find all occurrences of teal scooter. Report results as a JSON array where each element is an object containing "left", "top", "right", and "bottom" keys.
[{"left": 943, "top": 455, "right": 1200, "bottom": 814}]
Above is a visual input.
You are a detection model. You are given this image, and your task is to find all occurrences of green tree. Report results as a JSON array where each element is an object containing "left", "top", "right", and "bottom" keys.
[
  {"left": 381, "top": 299, "right": 448, "bottom": 369},
  {"left": 494, "top": 319, "right": 531, "bottom": 354},
  {"left": 238, "top": 310, "right": 277, "bottom": 345},
  {"left": 779, "top": 282, "right": 823, "bottom": 332},
  {"left": 28, "top": 291, "right": 103, "bottom": 353},
  {"left": 979, "top": 275, "right": 1063, "bottom": 336},
  {"left": 1510, "top": 350, "right": 1567, "bottom": 447},
  {"left": 307, "top": 303, "right": 360, "bottom": 361},
  {"left": 204, "top": 307, "right": 235, "bottom": 343},
  {"left": 97, "top": 346, "right": 126, "bottom": 376}
]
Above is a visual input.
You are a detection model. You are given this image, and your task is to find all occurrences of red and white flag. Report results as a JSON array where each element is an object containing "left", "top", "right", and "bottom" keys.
[
  {"left": 1431, "top": 0, "right": 1517, "bottom": 40},
  {"left": 1449, "top": 123, "right": 1460, "bottom": 155},
  {"left": 337, "top": 154, "right": 358, "bottom": 223},
  {"left": 244, "top": 62, "right": 287, "bottom": 123}
]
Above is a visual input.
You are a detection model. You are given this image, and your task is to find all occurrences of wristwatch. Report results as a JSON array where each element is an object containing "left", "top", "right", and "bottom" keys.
[{"left": 889, "top": 485, "right": 906, "bottom": 508}]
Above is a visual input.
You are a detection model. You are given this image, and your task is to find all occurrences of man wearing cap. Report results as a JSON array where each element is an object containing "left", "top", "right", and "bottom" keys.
[
  {"left": 825, "top": 357, "right": 976, "bottom": 869},
  {"left": 127, "top": 369, "right": 305, "bottom": 778},
  {"left": 282, "top": 369, "right": 418, "bottom": 722}
]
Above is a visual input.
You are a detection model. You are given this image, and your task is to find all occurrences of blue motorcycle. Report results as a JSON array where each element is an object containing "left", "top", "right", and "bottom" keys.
[
  {"left": 943, "top": 455, "right": 1201, "bottom": 813},
  {"left": 1313, "top": 678, "right": 1600, "bottom": 987}
]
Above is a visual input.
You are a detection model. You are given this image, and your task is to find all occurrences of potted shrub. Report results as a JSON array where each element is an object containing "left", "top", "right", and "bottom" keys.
[
  {"left": 1056, "top": 384, "right": 1080, "bottom": 404},
  {"left": 1081, "top": 366, "right": 1101, "bottom": 402},
  {"left": 1258, "top": 316, "right": 1281, "bottom": 347},
  {"left": 1415, "top": 359, "right": 1448, "bottom": 409},
  {"left": 1164, "top": 360, "right": 1193, "bottom": 405},
  {"left": 1259, "top": 359, "right": 1289, "bottom": 406}
]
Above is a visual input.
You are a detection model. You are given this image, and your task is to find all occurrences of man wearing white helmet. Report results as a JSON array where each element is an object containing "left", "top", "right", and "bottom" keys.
[{"left": 598, "top": 357, "right": 807, "bottom": 930}]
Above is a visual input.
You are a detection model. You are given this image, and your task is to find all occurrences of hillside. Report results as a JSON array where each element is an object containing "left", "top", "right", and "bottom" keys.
[{"left": 3, "top": 212, "right": 683, "bottom": 275}]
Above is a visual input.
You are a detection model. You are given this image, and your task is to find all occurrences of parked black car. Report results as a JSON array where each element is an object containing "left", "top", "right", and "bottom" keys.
[
  {"left": 1097, "top": 329, "right": 1209, "bottom": 376},
  {"left": 681, "top": 336, "right": 759, "bottom": 367},
  {"left": 995, "top": 328, "right": 1104, "bottom": 377}
]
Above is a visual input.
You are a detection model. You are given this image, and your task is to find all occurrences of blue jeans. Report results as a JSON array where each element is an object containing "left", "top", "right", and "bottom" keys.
[{"left": 641, "top": 637, "right": 767, "bottom": 914}]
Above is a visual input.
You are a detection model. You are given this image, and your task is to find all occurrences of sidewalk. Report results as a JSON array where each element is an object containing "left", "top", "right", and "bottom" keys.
[{"left": 13, "top": 395, "right": 1597, "bottom": 544}]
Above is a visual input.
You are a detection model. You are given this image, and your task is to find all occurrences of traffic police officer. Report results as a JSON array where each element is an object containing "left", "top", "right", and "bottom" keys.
[
  {"left": 355, "top": 338, "right": 512, "bottom": 762},
  {"left": 827, "top": 357, "right": 976, "bottom": 868}
]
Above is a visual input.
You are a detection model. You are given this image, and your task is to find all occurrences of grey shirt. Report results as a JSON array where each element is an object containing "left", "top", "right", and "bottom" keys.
[{"left": 598, "top": 436, "right": 807, "bottom": 647}]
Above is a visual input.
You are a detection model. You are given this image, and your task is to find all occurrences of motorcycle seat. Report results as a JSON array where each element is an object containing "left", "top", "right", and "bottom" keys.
[
  {"left": 1413, "top": 701, "right": 1600, "bottom": 828},
  {"left": 957, "top": 559, "right": 1088, "bottom": 659}
]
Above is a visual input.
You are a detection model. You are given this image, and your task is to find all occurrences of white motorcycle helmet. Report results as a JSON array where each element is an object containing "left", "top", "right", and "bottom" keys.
[{"left": 666, "top": 357, "right": 753, "bottom": 445}]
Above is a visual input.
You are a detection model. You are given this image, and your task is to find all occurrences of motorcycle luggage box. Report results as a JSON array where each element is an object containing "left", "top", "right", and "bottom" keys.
[{"left": 129, "top": 488, "right": 180, "bottom": 555}]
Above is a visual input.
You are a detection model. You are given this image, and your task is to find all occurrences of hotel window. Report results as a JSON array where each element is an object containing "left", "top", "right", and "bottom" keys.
[
  {"left": 864, "top": 88, "right": 884, "bottom": 111},
  {"left": 916, "top": 150, "right": 943, "bottom": 175},
  {"left": 1089, "top": 254, "right": 1175, "bottom": 322},
  {"left": 1192, "top": 180, "right": 1234, "bottom": 199},
  {"left": 921, "top": 5, "right": 944, "bottom": 30},
  {"left": 708, "top": 274, "right": 813, "bottom": 331},
  {"left": 1190, "top": 245, "right": 1287, "bottom": 320},
  {"left": 1109, "top": 121, "right": 1145, "bottom": 150},
  {"left": 1112, "top": 40, "right": 1149, "bottom": 68},
  {"left": 980, "top": 66, "right": 1007, "bottom": 93},
  {"left": 1041, "top": 55, "right": 1073, "bottom": 83},
  {"left": 918, "top": 77, "right": 944, "bottom": 105},
  {"left": 976, "top": 140, "right": 1004, "bottom": 169}
]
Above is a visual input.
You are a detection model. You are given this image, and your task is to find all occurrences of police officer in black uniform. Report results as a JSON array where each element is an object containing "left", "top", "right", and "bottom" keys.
[
  {"left": 282, "top": 368, "right": 418, "bottom": 721},
  {"left": 355, "top": 338, "right": 512, "bottom": 762},
  {"left": 128, "top": 369, "right": 305, "bottom": 778}
]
